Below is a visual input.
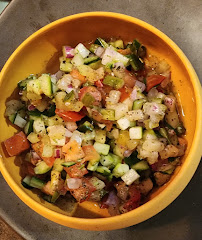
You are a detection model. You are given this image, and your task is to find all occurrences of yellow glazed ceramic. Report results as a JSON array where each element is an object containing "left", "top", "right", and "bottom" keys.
[{"left": 0, "top": 12, "right": 201, "bottom": 231}]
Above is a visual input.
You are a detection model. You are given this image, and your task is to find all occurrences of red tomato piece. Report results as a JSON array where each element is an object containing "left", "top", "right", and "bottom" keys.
[
  {"left": 119, "top": 87, "right": 132, "bottom": 102},
  {"left": 95, "top": 79, "right": 104, "bottom": 88},
  {"left": 64, "top": 162, "right": 88, "bottom": 178},
  {"left": 70, "top": 69, "right": 86, "bottom": 83},
  {"left": 82, "top": 145, "right": 100, "bottom": 162},
  {"left": 123, "top": 185, "right": 141, "bottom": 212},
  {"left": 55, "top": 109, "right": 85, "bottom": 122},
  {"left": 70, "top": 177, "right": 96, "bottom": 203},
  {"left": 32, "top": 142, "right": 55, "bottom": 167},
  {"left": 146, "top": 75, "right": 166, "bottom": 92},
  {"left": 4, "top": 131, "right": 30, "bottom": 157}
]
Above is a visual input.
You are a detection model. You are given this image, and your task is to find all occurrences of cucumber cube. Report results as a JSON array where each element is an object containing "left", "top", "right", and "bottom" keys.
[
  {"left": 112, "top": 163, "right": 129, "bottom": 178},
  {"left": 121, "top": 169, "right": 140, "bottom": 185},
  {"left": 93, "top": 142, "right": 110, "bottom": 155},
  {"left": 129, "top": 126, "right": 143, "bottom": 139}
]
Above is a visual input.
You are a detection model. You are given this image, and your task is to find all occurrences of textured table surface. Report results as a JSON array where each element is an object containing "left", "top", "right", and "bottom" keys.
[{"left": 0, "top": 0, "right": 201, "bottom": 239}]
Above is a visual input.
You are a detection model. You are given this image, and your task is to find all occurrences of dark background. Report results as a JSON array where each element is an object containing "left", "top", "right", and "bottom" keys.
[{"left": 0, "top": 0, "right": 201, "bottom": 239}]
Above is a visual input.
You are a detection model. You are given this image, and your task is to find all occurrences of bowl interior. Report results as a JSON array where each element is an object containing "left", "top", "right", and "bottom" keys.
[{"left": 0, "top": 13, "right": 199, "bottom": 229}]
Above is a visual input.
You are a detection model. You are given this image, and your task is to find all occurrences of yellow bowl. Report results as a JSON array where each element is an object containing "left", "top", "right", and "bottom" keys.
[{"left": 0, "top": 12, "right": 201, "bottom": 231}]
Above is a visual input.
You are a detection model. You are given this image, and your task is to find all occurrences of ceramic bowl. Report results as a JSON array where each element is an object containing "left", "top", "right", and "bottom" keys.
[{"left": 0, "top": 12, "right": 201, "bottom": 231}]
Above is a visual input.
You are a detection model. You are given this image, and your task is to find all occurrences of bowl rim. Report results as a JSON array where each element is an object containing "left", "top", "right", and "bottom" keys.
[{"left": 0, "top": 11, "right": 202, "bottom": 231}]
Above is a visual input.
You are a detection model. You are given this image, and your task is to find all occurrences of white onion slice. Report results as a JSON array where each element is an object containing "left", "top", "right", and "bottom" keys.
[
  {"left": 67, "top": 178, "right": 82, "bottom": 189},
  {"left": 95, "top": 46, "right": 105, "bottom": 57}
]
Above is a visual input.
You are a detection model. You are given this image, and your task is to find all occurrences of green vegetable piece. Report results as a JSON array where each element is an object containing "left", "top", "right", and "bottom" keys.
[
  {"left": 22, "top": 176, "right": 33, "bottom": 189},
  {"left": 51, "top": 192, "right": 60, "bottom": 203},
  {"left": 53, "top": 158, "right": 64, "bottom": 172},
  {"left": 84, "top": 56, "right": 100, "bottom": 65},
  {"left": 18, "top": 74, "right": 36, "bottom": 90},
  {"left": 103, "top": 75, "right": 124, "bottom": 89},
  {"left": 82, "top": 92, "right": 95, "bottom": 107},
  {"left": 87, "top": 161, "right": 99, "bottom": 171},
  {"left": 42, "top": 104, "right": 56, "bottom": 117},
  {"left": 94, "top": 37, "right": 109, "bottom": 48},
  {"left": 61, "top": 162, "right": 76, "bottom": 167},
  {"left": 24, "top": 120, "right": 34, "bottom": 135},
  {"left": 29, "top": 177, "right": 45, "bottom": 189},
  {"left": 94, "top": 142, "right": 110, "bottom": 155},
  {"left": 100, "top": 154, "right": 114, "bottom": 168},
  {"left": 112, "top": 163, "right": 129, "bottom": 178},
  {"left": 129, "top": 54, "right": 144, "bottom": 71},
  {"left": 8, "top": 113, "right": 17, "bottom": 123},
  {"left": 34, "top": 161, "right": 52, "bottom": 175},
  {"left": 28, "top": 109, "right": 41, "bottom": 116},
  {"left": 60, "top": 59, "right": 73, "bottom": 72},
  {"left": 64, "top": 90, "right": 75, "bottom": 103},
  {"left": 78, "top": 121, "right": 94, "bottom": 133},
  {"left": 96, "top": 166, "right": 111, "bottom": 176},
  {"left": 114, "top": 40, "right": 124, "bottom": 49},
  {"left": 176, "top": 122, "right": 186, "bottom": 136},
  {"left": 124, "top": 151, "right": 140, "bottom": 167},
  {"left": 132, "top": 160, "right": 149, "bottom": 171},
  {"left": 132, "top": 99, "right": 146, "bottom": 110},
  {"left": 89, "top": 44, "right": 99, "bottom": 53},
  {"left": 159, "top": 128, "right": 171, "bottom": 144},
  {"left": 88, "top": 60, "right": 103, "bottom": 70},
  {"left": 100, "top": 109, "right": 115, "bottom": 121},
  {"left": 109, "top": 153, "right": 122, "bottom": 166}
]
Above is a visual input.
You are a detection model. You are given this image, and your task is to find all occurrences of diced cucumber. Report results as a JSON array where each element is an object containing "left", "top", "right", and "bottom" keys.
[
  {"left": 94, "top": 38, "right": 109, "bottom": 48},
  {"left": 143, "top": 129, "right": 157, "bottom": 140},
  {"left": 161, "top": 166, "right": 175, "bottom": 175},
  {"left": 30, "top": 177, "right": 45, "bottom": 189},
  {"left": 113, "top": 145, "right": 125, "bottom": 158},
  {"left": 96, "top": 166, "right": 111, "bottom": 176},
  {"left": 8, "top": 113, "right": 17, "bottom": 123},
  {"left": 51, "top": 191, "right": 60, "bottom": 203},
  {"left": 52, "top": 82, "right": 59, "bottom": 94},
  {"left": 64, "top": 90, "right": 75, "bottom": 103},
  {"left": 71, "top": 53, "right": 84, "bottom": 66},
  {"left": 33, "top": 118, "right": 46, "bottom": 135},
  {"left": 75, "top": 43, "right": 90, "bottom": 58},
  {"left": 42, "top": 144, "right": 54, "bottom": 158},
  {"left": 112, "top": 163, "right": 129, "bottom": 178},
  {"left": 42, "top": 104, "right": 56, "bottom": 117},
  {"left": 89, "top": 43, "right": 99, "bottom": 53},
  {"left": 117, "top": 117, "right": 130, "bottom": 130},
  {"left": 101, "top": 109, "right": 115, "bottom": 121},
  {"left": 13, "top": 114, "right": 27, "bottom": 128},
  {"left": 78, "top": 121, "right": 94, "bottom": 133},
  {"left": 27, "top": 132, "right": 40, "bottom": 143},
  {"left": 114, "top": 40, "right": 124, "bottom": 49},
  {"left": 121, "top": 169, "right": 140, "bottom": 185},
  {"left": 95, "top": 129, "right": 106, "bottom": 144},
  {"left": 100, "top": 154, "right": 114, "bottom": 168},
  {"left": 84, "top": 56, "right": 100, "bottom": 65},
  {"left": 90, "top": 177, "right": 105, "bottom": 190},
  {"left": 159, "top": 128, "right": 171, "bottom": 144},
  {"left": 87, "top": 161, "right": 99, "bottom": 171},
  {"left": 129, "top": 127, "right": 143, "bottom": 139},
  {"left": 34, "top": 161, "right": 52, "bottom": 174},
  {"left": 83, "top": 130, "right": 95, "bottom": 141},
  {"left": 53, "top": 158, "right": 64, "bottom": 172},
  {"left": 61, "top": 162, "right": 76, "bottom": 167},
  {"left": 103, "top": 75, "right": 124, "bottom": 89},
  {"left": 22, "top": 176, "right": 33, "bottom": 189},
  {"left": 38, "top": 74, "right": 52, "bottom": 97},
  {"left": 88, "top": 60, "right": 103, "bottom": 70},
  {"left": 109, "top": 153, "right": 122, "bottom": 166},
  {"left": 45, "top": 115, "right": 64, "bottom": 127},
  {"left": 27, "top": 79, "right": 42, "bottom": 95},
  {"left": 133, "top": 99, "right": 146, "bottom": 110},
  {"left": 132, "top": 160, "right": 149, "bottom": 171},
  {"left": 93, "top": 142, "right": 110, "bottom": 155},
  {"left": 60, "top": 60, "right": 73, "bottom": 72},
  {"left": 24, "top": 120, "right": 34, "bottom": 135}
]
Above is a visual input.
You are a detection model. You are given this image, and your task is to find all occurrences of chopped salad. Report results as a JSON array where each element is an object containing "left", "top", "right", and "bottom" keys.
[{"left": 3, "top": 37, "right": 187, "bottom": 215}]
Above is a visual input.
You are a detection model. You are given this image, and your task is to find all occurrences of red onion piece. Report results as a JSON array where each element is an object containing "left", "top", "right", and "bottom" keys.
[
  {"left": 54, "top": 148, "right": 61, "bottom": 158},
  {"left": 105, "top": 191, "right": 120, "bottom": 206},
  {"left": 130, "top": 87, "right": 137, "bottom": 100},
  {"left": 28, "top": 104, "right": 36, "bottom": 111},
  {"left": 62, "top": 46, "right": 75, "bottom": 58},
  {"left": 67, "top": 178, "right": 82, "bottom": 189},
  {"left": 95, "top": 46, "right": 105, "bottom": 57},
  {"left": 135, "top": 80, "right": 146, "bottom": 92}
]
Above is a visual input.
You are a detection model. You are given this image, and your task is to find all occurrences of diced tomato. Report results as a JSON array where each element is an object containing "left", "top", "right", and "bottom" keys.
[
  {"left": 82, "top": 145, "right": 100, "bottom": 162},
  {"left": 4, "top": 131, "right": 30, "bottom": 157},
  {"left": 55, "top": 109, "right": 85, "bottom": 122},
  {"left": 119, "top": 87, "right": 132, "bottom": 102},
  {"left": 32, "top": 142, "right": 55, "bottom": 167},
  {"left": 70, "top": 177, "right": 96, "bottom": 203},
  {"left": 117, "top": 48, "right": 132, "bottom": 55},
  {"left": 146, "top": 74, "right": 166, "bottom": 92},
  {"left": 62, "top": 140, "right": 85, "bottom": 162},
  {"left": 97, "top": 85, "right": 113, "bottom": 105},
  {"left": 95, "top": 79, "right": 104, "bottom": 88},
  {"left": 91, "top": 111, "right": 113, "bottom": 131},
  {"left": 123, "top": 69, "right": 137, "bottom": 88},
  {"left": 79, "top": 86, "right": 102, "bottom": 105},
  {"left": 64, "top": 162, "right": 88, "bottom": 178},
  {"left": 122, "top": 185, "right": 141, "bottom": 212},
  {"left": 70, "top": 69, "right": 86, "bottom": 83}
]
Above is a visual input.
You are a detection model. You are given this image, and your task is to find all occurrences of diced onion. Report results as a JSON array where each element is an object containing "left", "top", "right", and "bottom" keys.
[
  {"left": 130, "top": 88, "right": 137, "bottom": 101},
  {"left": 135, "top": 80, "right": 146, "bottom": 92},
  {"left": 105, "top": 191, "right": 120, "bottom": 206},
  {"left": 62, "top": 46, "right": 75, "bottom": 58},
  {"left": 67, "top": 178, "right": 82, "bottom": 189},
  {"left": 65, "top": 129, "right": 73, "bottom": 138},
  {"left": 28, "top": 104, "right": 36, "bottom": 111},
  {"left": 95, "top": 46, "right": 105, "bottom": 57},
  {"left": 54, "top": 148, "right": 61, "bottom": 158},
  {"left": 148, "top": 88, "right": 158, "bottom": 99}
]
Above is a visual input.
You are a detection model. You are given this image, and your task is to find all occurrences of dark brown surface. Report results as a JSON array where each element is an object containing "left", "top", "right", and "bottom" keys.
[{"left": 0, "top": 217, "right": 23, "bottom": 240}]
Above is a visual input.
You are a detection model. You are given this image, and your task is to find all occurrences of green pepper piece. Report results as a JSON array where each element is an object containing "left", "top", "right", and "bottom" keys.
[
  {"left": 63, "top": 90, "right": 75, "bottom": 103},
  {"left": 129, "top": 54, "right": 144, "bottom": 71},
  {"left": 28, "top": 109, "right": 41, "bottom": 116},
  {"left": 159, "top": 128, "right": 171, "bottom": 144},
  {"left": 124, "top": 151, "right": 140, "bottom": 167},
  {"left": 103, "top": 75, "right": 124, "bottom": 89},
  {"left": 82, "top": 92, "right": 95, "bottom": 107},
  {"left": 42, "top": 104, "right": 56, "bottom": 117},
  {"left": 94, "top": 37, "right": 109, "bottom": 48},
  {"left": 78, "top": 121, "right": 94, "bottom": 132}
]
